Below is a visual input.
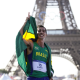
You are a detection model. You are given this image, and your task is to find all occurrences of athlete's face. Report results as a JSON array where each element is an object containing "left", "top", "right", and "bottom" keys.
[{"left": 37, "top": 27, "right": 47, "bottom": 40}]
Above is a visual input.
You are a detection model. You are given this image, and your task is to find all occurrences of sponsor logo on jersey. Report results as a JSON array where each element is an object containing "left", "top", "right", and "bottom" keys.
[
  {"left": 37, "top": 63, "right": 43, "bottom": 70},
  {"left": 35, "top": 46, "right": 39, "bottom": 50}
]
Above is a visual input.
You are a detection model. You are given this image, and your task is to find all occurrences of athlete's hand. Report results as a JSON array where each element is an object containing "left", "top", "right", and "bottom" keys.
[
  {"left": 20, "top": 12, "right": 30, "bottom": 36},
  {"left": 50, "top": 77, "right": 53, "bottom": 80},
  {"left": 28, "top": 12, "right": 30, "bottom": 19},
  {"left": 26, "top": 12, "right": 30, "bottom": 21}
]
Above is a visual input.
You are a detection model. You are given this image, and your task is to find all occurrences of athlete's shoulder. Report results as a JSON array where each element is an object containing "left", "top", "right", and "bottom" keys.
[
  {"left": 44, "top": 43, "right": 51, "bottom": 49},
  {"left": 44, "top": 43, "right": 51, "bottom": 54}
]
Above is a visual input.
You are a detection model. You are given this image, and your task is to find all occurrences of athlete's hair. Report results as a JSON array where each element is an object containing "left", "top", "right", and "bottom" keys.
[{"left": 38, "top": 25, "right": 47, "bottom": 32}]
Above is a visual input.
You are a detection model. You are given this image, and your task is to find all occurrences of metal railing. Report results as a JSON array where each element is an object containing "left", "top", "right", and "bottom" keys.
[{"left": 47, "top": 29, "right": 80, "bottom": 35}]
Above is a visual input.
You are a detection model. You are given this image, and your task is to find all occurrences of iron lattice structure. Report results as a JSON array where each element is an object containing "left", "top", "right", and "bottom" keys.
[
  {"left": 33, "top": 0, "right": 77, "bottom": 30},
  {"left": 5, "top": 0, "right": 80, "bottom": 76}
]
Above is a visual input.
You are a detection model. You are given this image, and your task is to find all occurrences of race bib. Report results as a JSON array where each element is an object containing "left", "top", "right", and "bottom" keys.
[{"left": 33, "top": 60, "right": 47, "bottom": 73}]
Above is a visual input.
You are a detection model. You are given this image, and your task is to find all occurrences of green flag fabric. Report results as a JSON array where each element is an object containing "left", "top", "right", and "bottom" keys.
[{"left": 16, "top": 16, "right": 37, "bottom": 76}]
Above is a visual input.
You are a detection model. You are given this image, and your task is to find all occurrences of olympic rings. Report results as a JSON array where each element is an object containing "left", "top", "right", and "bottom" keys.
[{"left": 39, "top": 11, "right": 65, "bottom": 21}]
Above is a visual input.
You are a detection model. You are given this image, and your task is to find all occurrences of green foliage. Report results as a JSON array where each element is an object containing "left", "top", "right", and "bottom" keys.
[{"left": 0, "top": 69, "right": 9, "bottom": 73}]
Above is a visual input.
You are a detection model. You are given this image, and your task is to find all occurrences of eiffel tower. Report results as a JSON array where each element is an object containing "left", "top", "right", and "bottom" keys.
[{"left": 5, "top": 0, "right": 80, "bottom": 79}]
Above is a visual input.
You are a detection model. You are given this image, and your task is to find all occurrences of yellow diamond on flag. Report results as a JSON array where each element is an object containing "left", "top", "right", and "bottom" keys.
[{"left": 23, "top": 30, "right": 35, "bottom": 40}]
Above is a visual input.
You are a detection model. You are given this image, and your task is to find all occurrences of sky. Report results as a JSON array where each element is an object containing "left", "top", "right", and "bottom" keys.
[{"left": 0, "top": 0, "right": 80, "bottom": 77}]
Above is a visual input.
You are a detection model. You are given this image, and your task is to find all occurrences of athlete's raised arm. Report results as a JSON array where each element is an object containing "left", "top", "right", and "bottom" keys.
[
  {"left": 20, "top": 12, "right": 33, "bottom": 54},
  {"left": 20, "top": 12, "right": 30, "bottom": 36}
]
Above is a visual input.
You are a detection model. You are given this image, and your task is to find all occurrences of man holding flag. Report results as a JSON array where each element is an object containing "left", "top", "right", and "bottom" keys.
[{"left": 16, "top": 13, "right": 54, "bottom": 80}]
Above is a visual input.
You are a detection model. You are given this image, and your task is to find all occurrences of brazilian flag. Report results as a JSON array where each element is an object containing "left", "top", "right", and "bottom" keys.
[{"left": 16, "top": 16, "right": 37, "bottom": 76}]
